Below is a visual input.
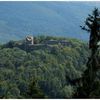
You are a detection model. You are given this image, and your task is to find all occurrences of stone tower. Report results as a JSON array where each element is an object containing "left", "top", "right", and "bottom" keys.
[{"left": 26, "top": 36, "right": 34, "bottom": 45}]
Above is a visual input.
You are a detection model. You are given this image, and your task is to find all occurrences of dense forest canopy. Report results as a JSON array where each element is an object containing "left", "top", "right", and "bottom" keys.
[{"left": 0, "top": 36, "right": 89, "bottom": 98}]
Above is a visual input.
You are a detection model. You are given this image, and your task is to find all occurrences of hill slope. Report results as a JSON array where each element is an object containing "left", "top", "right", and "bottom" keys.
[
  {"left": 0, "top": 2, "right": 100, "bottom": 42},
  {"left": 0, "top": 36, "right": 89, "bottom": 98}
]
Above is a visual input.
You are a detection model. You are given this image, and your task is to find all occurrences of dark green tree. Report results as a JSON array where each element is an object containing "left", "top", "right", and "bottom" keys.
[
  {"left": 27, "top": 78, "right": 45, "bottom": 98},
  {"left": 76, "top": 8, "right": 100, "bottom": 98}
]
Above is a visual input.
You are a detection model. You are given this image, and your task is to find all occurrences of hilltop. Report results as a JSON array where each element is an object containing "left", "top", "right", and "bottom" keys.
[{"left": 0, "top": 36, "right": 89, "bottom": 98}]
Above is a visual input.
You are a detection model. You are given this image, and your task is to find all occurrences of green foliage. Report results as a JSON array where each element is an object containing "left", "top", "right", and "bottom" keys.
[
  {"left": 60, "top": 85, "right": 74, "bottom": 98},
  {"left": 0, "top": 36, "right": 89, "bottom": 98},
  {"left": 0, "top": 81, "right": 8, "bottom": 98},
  {"left": 27, "top": 79, "right": 45, "bottom": 98}
]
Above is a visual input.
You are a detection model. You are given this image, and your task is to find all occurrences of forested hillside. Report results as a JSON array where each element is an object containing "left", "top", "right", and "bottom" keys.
[{"left": 0, "top": 36, "right": 89, "bottom": 98}]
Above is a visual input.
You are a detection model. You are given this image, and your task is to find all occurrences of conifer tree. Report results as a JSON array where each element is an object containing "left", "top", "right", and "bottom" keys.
[{"left": 76, "top": 8, "right": 100, "bottom": 98}]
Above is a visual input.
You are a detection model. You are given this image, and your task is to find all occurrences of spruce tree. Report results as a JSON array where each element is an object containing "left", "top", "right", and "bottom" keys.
[{"left": 76, "top": 8, "right": 100, "bottom": 98}]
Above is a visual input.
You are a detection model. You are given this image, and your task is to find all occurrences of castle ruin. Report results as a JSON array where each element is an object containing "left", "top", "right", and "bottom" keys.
[{"left": 25, "top": 36, "right": 34, "bottom": 45}]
